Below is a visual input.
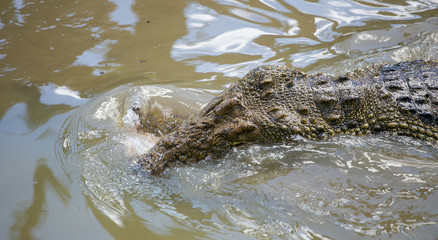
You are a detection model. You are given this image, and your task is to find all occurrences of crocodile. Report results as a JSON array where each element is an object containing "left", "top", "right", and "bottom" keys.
[{"left": 138, "top": 60, "right": 438, "bottom": 174}]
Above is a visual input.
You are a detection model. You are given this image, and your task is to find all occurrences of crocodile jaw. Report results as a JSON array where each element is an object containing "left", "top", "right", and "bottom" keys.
[{"left": 138, "top": 90, "right": 261, "bottom": 174}]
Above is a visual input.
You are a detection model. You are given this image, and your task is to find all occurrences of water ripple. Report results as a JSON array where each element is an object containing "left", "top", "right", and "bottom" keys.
[{"left": 172, "top": 0, "right": 438, "bottom": 75}]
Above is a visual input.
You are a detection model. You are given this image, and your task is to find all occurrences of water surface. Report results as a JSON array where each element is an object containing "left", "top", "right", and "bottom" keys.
[{"left": 1, "top": 0, "right": 438, "bottom": 239}]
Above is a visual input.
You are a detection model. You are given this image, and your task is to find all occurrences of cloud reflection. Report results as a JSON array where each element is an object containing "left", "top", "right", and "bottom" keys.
[
  {"left": 171, "top": 2, "right": 286, "bottom": 76},
  {"left": 72, "top": 39, "right": 117, "bottom": 67},
  {"left": 108, "top": 0, "right": 139, "bottom": 33},
  {"left": 12, "top": 0, "right": 26, "bottom": 25},
  {"left": 171, "top": 0, "right": 438, "bottom": 75},
  {"left": 39, "top": 83, "right": 86, "bottom": 107},
  {"left": 174, "top": 27, "right": 275, "bottom": 56},
  {"left": 72, "top": 39, "right": 121, "bottom": 76}
]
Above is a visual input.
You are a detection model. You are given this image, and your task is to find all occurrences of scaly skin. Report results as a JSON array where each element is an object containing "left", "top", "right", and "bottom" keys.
[{"left": 138, "top": 60, "right": 438, "bottom": 174}]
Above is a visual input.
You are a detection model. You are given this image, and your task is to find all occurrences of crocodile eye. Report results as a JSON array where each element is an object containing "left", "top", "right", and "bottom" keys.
[{"left": 214, "top": 97, "right": 242, "bottom": 116}]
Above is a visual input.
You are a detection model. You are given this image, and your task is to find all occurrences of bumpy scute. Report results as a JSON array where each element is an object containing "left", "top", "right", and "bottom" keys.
[{"left": 139, "top": 60, "right": 438, "bottom": 174}]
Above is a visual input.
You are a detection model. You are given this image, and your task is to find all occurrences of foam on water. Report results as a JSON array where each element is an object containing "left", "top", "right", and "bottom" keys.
[{"left": 56, "top": 85, "right": 438, "bottom": 239}]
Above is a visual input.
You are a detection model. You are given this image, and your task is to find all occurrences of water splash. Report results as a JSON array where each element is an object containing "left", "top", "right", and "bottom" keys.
[{"left": 55, "top": 81, "right": 438, "bottom": 239}]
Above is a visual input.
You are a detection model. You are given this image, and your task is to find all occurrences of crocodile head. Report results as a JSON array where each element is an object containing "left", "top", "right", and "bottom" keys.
[{"left": 138, "top": 83, "right": 261, "bottom": 174}]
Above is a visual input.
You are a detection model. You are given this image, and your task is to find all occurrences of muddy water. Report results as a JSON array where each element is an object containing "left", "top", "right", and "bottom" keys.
[{"left": 1, "top": 0, "right": 438, "bottom": 239}]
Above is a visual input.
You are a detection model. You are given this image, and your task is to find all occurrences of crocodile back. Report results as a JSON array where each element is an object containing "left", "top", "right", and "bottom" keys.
[{"left": 237, "top": 60, "right": 438, "bottom": 142}]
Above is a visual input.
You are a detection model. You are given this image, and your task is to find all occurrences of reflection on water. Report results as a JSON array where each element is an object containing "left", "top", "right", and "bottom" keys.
[
  {"left": 57, "top": 85, "right": 225, "bottom": 238},
  {"left": 57, "top": 83, "right": 438, "bottom": 239},
  {"left": 9, "top": 159, "right": 70, "bottom": 240},
  {"left": 173, "top": 0, "right": 438, "bottom": 76},
  {"left": 2, "top": 0, "right": 438, "bottom": 239},
  {"left": 108, "top": 0, "right": 139, "bottom": 33},
  {"left": 0, "top": 86, "right": 76, "bottom": 133},
  {"left": 72, "top": 39, "right": 119, "bottom": 72}
]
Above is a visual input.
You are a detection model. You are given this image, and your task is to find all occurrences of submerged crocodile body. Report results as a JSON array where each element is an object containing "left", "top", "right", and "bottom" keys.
[{"left": 139, "top": 60, "right": 438, "bottom": 174}]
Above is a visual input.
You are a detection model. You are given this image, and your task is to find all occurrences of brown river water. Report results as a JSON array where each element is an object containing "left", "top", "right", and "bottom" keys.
[{"left": 1, "top": 0, "right": 438, "bottom": 239}]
